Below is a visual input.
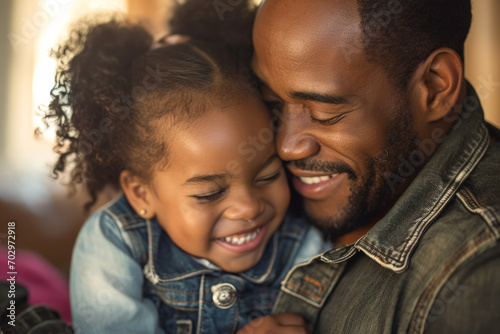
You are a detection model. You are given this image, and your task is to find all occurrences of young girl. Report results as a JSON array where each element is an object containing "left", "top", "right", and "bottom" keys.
[{"left": 45, "top": 3, "right": 328, "bottom": 334}]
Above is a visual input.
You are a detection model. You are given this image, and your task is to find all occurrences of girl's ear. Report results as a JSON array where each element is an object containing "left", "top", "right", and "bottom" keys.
[{"left": 120, "top": 170, "right": 156, "bottom": 219}]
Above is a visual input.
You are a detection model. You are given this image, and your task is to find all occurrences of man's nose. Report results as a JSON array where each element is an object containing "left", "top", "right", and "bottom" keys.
[{"left": 276, "top": 106, "right": 320, "bottom": 161}]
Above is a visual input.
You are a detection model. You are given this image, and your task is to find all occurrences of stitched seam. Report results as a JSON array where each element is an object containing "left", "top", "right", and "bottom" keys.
[
  {"left": 304, "top": 276, "right": 323, "bottom": 292},
  {"left": 106, "top": 207, "right": 147, "bottom": 262},
  {"left": 322, "top": 246, "right": 358, "bottom": 264},
  {"left": 155, "top": 270, "right": 216, "bottom": 283},
  {"left": 145, "top": 219, "right": 158, "bottom": 284},
  {"left": 160, "top": 298, "right": 201, "bottom": 304},
  {"left": 280, "top": 286, "right": 322, "bottom": 308},
  {"left": 105, "top": 209, "right": 145, "bottom": 263},
  {"left": 150, "top": 288, "right": 208, "bottom": 294},
  {"left": 160, "top": 299, "right": 213, "bottom": 306},
  {"left": 408, "top": 230, "right": 494, "bottom": 334},
  {"left": 400, "top": 124, "right": 490, "bottom": 267},
  {"left": 359, "top": 242, "right": 395, "bottom": 263},
  {"left": 196, "top": 275, "right": 204, "bottom": 334},
  {"left": 458, "top": 188, "right": 500, "bottom": 239},
  {"left": 122, "top": 223, "right": 146, "bottom": 231},
  {"left": 169, "top": 306, "right": 198, "bottom": 312},
  {"left": 462, "top": 188, "right": 482, "bottom": 210},
  {"left": 285, "top": 282, "right": 322, "bottom": 302},
  {"left": 272, "top": 255, "right": 325, "bottom": 314},
  {"left": 110, "top": 209, "right": 146, "bottom": 231},
  {"left": 231, "top": 305, "right": 239, "bottom": 334},
  {"left": 357, "top": 124, "right": 489, "bottom": 271},
  {"left": 121, "top": 228, "right": 139, "bottom": 264}
]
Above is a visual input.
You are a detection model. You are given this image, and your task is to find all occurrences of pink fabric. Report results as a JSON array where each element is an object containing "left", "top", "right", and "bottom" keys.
[{"left": 0, "top": 248, "right": 71, "bottom": 324}]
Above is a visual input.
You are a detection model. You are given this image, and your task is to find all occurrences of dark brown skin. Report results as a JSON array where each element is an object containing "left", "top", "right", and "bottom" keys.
[{"left": 252, "top": 0, "right": 465, "bottom": 245}]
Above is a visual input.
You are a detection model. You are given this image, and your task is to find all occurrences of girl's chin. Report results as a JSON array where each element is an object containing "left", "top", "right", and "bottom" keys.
[{"left": 214, "top": 244, "right": 267, "bottom": 273}]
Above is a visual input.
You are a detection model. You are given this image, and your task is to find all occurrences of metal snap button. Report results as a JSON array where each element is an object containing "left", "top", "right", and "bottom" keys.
[{"left": 211, "top": 283, "right": 237, "bottom": 309}]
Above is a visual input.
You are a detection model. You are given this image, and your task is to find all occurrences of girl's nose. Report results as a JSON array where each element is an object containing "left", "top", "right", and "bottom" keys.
[{"left": 224, "top": 190, "right": 264, "bottom": 222}]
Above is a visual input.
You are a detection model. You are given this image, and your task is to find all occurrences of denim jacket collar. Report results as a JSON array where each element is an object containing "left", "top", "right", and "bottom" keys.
[
  {"left": 322, "top": 83, "right": 491, "bottom": 273},
  {"left": 144, "top": 216, "right": 279, "bottom": 285}
]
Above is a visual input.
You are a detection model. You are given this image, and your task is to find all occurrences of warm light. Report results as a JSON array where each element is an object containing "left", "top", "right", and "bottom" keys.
[{"left": 32, "top": 0, "right": 128, "bottom": 141}]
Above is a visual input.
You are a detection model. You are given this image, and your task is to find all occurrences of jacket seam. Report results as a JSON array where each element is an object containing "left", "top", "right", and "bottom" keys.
[
  {"left": 408, "top": 228, "right": 495, "bottom": 334},
  {"left": 457, "top": 187, "right": 500, "bottom": 239},
  {"left": 196, "top": 275, "right": 204, "bottom": 334},
  {"left": 231, "top": 306, "right": 239, "bottom": 334},
  {"left": 399, "top": 124, "right": 490, "bottom": 271},
  {"left": 284, "top": 281, "right": 323, "bottom": 303},
  {"left": 104, "top": 208, "right": 144, "bottom": 264}
]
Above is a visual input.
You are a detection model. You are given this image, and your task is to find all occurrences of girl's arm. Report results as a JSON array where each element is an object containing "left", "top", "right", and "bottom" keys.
[{"left": 70, "top": 209, "right": 165, "bottom": 334}]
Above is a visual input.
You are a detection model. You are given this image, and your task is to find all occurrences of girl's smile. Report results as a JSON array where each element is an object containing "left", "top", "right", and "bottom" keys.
[{"left": 215, "top": 223, "right": 268, "bottom": 254}]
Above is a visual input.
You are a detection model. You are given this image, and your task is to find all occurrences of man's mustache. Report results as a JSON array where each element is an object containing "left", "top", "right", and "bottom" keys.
[{"left": 289, "top": 159, "right": 357, "bottom": 181}]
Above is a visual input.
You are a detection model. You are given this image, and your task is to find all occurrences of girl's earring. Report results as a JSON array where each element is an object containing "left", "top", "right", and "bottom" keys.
[{"left": 139, "top": 209, "right": 147, "bottom": 216}]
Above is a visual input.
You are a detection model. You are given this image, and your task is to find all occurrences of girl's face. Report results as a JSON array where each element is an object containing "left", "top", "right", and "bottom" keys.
[{"left": 146, "top": 95, "right": 290, "bottom": 273}]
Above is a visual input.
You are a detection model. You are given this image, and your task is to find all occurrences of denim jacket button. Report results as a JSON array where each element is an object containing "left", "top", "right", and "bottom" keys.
[{"left": 211, "top": 283, "right": 237, "bottom": 309}]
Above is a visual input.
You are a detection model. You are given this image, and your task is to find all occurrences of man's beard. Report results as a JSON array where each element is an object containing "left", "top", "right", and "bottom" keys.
[{"left": 293, "top": 102, "right": 419, "bottom": 239}]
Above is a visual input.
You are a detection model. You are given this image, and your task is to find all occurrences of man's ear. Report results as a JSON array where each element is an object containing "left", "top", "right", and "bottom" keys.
[
  {"left": 120, "top": 170, "right": 156, "bottom": 219},
  {"left": 411, "top": 48, "right": 464, "bottom": 124}
]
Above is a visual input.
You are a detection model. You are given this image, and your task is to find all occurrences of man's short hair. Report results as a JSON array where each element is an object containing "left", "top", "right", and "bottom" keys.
[{"left": 357, "top": 0, "right": 472, "bottom": 89}]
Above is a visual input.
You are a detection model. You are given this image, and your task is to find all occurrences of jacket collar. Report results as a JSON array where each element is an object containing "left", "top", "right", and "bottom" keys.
[{"left": 322, "top": 83, "right": 491, "bottom": 273}]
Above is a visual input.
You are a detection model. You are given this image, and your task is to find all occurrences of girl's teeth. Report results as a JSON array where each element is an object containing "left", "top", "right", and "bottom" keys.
[
  {"left": 299, "top": 174, "right": 338, "bottom": 185},
  {"left": 222, "top": 228, "right": 261, "bottom": 245}
]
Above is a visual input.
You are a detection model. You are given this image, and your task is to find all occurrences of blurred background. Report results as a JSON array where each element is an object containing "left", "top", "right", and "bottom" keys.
[{"left": 0, "top": 0, "right": 499, "bottom": 278}]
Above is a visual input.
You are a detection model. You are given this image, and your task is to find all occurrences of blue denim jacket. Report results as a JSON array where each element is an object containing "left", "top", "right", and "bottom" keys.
[
  {"left": 273, "top": 83, "right": 500, "bottom": 333},
  {"left": 70, "top": 195, "right": 329, "bottom": 334}
]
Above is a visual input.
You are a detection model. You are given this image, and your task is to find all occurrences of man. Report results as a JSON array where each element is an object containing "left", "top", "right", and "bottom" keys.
[{"left": 250, "top": 0, "right": 500, "bottom": 333}]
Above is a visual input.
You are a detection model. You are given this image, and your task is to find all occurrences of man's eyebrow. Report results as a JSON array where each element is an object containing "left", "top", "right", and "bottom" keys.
[
  {"left": 291, "top": 91, "right": 351, "bottom": 105},
  {"left": 254, "top": 75, "right": 352, "bottom": 105},
  {"left": 184, "top": 174, "right": 228, "bottom": 185}
]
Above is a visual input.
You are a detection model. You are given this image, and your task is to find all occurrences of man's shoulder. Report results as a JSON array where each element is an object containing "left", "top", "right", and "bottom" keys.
[
  {"left": 434, "top": 122, "right": 500, "bottom": 244},
  {"left": 404, "top": 134, "right": 500, "bottom": 332},
  {"left": 417, "top": 235, "right": 500, "bottom": 333},
  {"left": 413, "top": 144, "right": 500, "bottom": 275}
]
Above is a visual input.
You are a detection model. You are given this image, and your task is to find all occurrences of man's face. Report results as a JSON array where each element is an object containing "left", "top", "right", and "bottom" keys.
[{"left": 252, "top": 0, "right": 419, "bottom": 237}]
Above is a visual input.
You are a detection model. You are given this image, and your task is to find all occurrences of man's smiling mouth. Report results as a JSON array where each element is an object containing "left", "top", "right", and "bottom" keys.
[{"left": 299, "top": 174, "right": 339, "bottom": 185}]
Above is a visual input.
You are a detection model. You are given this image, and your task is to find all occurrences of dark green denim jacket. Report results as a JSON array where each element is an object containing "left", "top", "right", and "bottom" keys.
[{"left": 273, "top": 84, "right": 500, "bottom": 334}]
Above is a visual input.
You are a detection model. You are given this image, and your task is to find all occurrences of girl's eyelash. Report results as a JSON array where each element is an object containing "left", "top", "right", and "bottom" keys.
[
  {"left": 259, "top": 171, "right": 281, "bottom": 182},
  {"left": 191, "top": 171, "right": 281, "bottom": 202},
  {"left": 310, "top": 112, "right": 347, "bottom": 126},
  {"left": 192, "top": 189, "right": 226, "bottom": 202}
]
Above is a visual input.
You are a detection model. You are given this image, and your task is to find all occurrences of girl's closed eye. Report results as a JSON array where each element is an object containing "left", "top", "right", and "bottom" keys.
[
  {"left": 256, "top": 169, "right": 282, "bottom": 185},
  {"left": 192, "top": 188, "right": 227, "bottom": 203}
]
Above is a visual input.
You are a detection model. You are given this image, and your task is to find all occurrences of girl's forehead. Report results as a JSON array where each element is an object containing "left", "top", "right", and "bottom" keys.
[{"left": 161, "top": 96, "right": 275, "bottom": 175}]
